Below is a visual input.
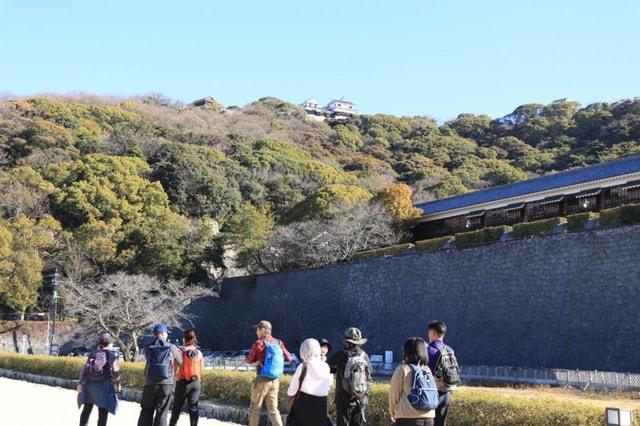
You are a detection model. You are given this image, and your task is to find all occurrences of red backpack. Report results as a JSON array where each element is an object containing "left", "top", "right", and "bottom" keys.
[{"left": 181, "top": 349, "right": 201, "bottom": 380}]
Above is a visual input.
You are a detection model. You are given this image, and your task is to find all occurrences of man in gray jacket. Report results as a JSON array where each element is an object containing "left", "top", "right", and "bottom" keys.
[{"left": 137, "top": 323, "right": 183, "bottom": 426}]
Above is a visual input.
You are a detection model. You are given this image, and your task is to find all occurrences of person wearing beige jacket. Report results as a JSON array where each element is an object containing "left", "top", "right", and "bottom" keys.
[{"left": 388, "top": 338, "right": 436, "bottom": 426}]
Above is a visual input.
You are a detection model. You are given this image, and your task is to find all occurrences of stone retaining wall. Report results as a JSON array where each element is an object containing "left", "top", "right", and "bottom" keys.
[{"left": 189, "top": 224, "right": 640, "bottom": 373}]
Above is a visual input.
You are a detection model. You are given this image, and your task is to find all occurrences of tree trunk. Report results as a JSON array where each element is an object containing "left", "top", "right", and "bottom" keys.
[
  {"left": 131, "top": 331, "right": 139, "bottom": 362},
  {"left": 112, "top": 335, "right": 131, "bottom": 362},
  {"left": 19, "top": 310, "right": 25, "bottom": 321}
]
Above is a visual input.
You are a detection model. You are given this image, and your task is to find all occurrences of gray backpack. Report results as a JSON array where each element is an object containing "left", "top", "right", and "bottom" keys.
[{"left": 342, "top": 352, "right": 372, "bottom": 402}]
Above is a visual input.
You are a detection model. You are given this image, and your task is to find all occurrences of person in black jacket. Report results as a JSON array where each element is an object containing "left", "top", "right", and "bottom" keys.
[{"left": 327, "top": 327, "right": 373, "bottom": 426}]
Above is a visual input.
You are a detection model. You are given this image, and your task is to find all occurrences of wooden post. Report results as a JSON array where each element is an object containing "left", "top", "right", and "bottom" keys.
[{"left": 597, "top": 190, "right": 605, "bottom": 211}]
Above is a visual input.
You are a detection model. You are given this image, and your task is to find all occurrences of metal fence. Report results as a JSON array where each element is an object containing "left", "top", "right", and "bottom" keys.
[
  {"left": 461, "top": 365, "right": 640, "bottom": 390},
  {"left": 201, "top": 359, "right": 640, "bottom": 390}
]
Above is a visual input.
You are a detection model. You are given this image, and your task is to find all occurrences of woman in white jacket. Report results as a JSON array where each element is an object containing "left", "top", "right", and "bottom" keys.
[{"left": 286, "top": 338, "right": 333, "bottom": 426}]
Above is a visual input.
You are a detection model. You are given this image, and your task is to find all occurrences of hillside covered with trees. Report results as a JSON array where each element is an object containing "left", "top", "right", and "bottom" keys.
[{"left": 1, "top": 93, "right": 639, "bottom": 317}]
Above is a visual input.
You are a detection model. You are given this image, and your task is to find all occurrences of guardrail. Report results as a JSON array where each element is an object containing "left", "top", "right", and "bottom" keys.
[
  {"left": 204, "top": 357, "right": 256, "bottom": 372},
  {"left": 461, "top": 365, "right": 640, "bottom": 390},
  {"left": 197, "top": 357, "right": 640, "bottom": 390}
]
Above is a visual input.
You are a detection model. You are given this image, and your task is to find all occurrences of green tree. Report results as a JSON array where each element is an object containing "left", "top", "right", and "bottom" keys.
[
  {"left": 280, "top": 184, "right": 371, "bottom": 224},
  {"left": 43, "top": 154, "right": 195, "bottom": 278},
  {"left": 334, "top": 124, "right": 363, "bottom": 150},
  {"left": 446, "top": 113, "right": 493, "bottom": 142},
  {"left": 150, "top": 142, "right": 242, "bottom": 221},
  {"left": 226, "top": 203, "right": 274, "bottom": 252},
  {"left": 0, "top": 214, "right": 61, "bottom": 319}
]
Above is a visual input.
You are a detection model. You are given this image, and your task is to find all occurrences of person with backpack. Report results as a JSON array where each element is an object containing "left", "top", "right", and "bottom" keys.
[
  {"left": 77, "top": 332, "right": 121, "bottom": 426},
  {"left": 327, "top": 327, "right": 373, "bottom": 426},
  {"left": 388, "top": 338, "right": 437, "bottom": 426},
  {"left": 169, "top": 329, "right": 204, "bottom": 426},
  {"left": 137, "top": 323, "right": 183, "bottom": 426},
  {"left": 427, "top": 321, "right": 461, "bottom": 426},
  {"left": 285, "top": 338, "right": 333, "bottom": 426},
  {"left": 245, "top": 320, "right": 292, "bottom": 426}
]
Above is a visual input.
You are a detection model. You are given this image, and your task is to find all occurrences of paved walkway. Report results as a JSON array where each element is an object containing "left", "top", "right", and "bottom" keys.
[{"left": 0, "top": 377, "right": 241, "bottom": 426}]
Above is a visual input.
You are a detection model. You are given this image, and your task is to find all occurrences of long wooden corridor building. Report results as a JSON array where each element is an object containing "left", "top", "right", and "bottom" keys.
[{"left": 413, "top": 154, "right": 640, "bottom": 239}]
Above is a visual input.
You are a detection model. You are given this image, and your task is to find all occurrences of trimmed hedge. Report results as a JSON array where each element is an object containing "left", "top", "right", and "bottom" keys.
[
  {"left": 351, "top": 243, "right": 414, "bottom": 260},
  {"left": 414, "top": 236, "right": 453, "bottom": 251},
  {"left": 599, "top": 203, "right": 640, "bottom": 227},
  {"left": 0, "top": 353, "right": 605, "bottom": 425},
  {"left": 511, "top": 217, "right": 567, "bottom": 239},
  {"left": 454, "top": 226, "right": 512, "bottom": 248},
  {"left": 566, "top": 212, "right": 599, "bottom": 231}
]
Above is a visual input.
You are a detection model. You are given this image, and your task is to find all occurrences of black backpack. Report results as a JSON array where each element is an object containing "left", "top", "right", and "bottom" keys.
[{"left": 430, "top": 342, "right": 461, "bottom": 391}]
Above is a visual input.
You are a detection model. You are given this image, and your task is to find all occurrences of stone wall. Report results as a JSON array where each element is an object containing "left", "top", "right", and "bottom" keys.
[
  {"left": 189, "top": 224, "right": 640, "bottom": 373},
  {"left": 0, "top": 321, "right": 78, "bottom": 354}
]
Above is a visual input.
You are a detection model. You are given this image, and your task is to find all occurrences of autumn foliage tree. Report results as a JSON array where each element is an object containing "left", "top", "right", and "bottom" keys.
[{"left": 374, "top": 183, "right": 421, "bottom": 223}]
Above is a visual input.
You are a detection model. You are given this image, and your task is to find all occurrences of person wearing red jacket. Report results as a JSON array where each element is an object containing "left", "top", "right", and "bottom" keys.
[{"left": 245, "top": 320, "right": 292, "bottom": 426}]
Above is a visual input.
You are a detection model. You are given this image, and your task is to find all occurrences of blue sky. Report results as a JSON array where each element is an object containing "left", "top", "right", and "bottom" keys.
[{"left": 1, "top": 0, "right": 638, "bottom": 121}]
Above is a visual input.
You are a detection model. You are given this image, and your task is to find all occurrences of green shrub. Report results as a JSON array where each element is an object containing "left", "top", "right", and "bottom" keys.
[
  {"left": 414, "top": 236, "right": 454, "bottom": 251},
  {"left": 454, "top": 225, "right": 512, "bottom": 248},
  {"left": 596, "top": 203, "right": 640, "bottom": 228},
  {"left": 566, "top": 212, "right": 599, "bottom": 231},
  {"left": 0, "top": 353, "right": 605, "bottom": 425},
  {"left": 511, "top": 217, "right": 567, "bottom": 239},
  {"left": 351, "top": 243, "right": 414, "bottom": 260},
  {"left": 599, "top": 207, "right": 621, "bottom": 227},
  {"left": 619, "top": 203, "right": 640, "bottom": 225}
]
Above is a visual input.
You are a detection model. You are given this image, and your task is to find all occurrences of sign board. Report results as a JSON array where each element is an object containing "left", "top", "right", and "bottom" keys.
[
  {"left": 384, "top": 350, "right": 394, "bottom": 370},
  {"left": 370, "top": 355, "right": 383, "bottom": 363}
]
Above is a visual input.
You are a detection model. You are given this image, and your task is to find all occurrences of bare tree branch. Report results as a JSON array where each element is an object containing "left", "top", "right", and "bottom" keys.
[
  {"left": 63, "top": 272, "right": 213, "bottom": 361},
  {"left": 253, "top": 201, "right": 403, "bottom": 272}
]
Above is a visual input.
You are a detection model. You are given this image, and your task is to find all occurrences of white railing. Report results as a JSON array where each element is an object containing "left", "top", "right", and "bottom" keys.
[{"left": 461, "top": 365, "right": 640, "bottom": 390}]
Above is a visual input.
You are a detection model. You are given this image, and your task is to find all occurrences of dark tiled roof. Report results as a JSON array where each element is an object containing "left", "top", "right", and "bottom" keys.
[{"left": 416, "top": 155, "right": 640, "bottom": 215}]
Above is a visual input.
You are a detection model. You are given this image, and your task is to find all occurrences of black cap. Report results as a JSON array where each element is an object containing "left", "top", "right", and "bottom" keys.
[{"left": 319, "top": 338, "right": 333, "bottom": 352}]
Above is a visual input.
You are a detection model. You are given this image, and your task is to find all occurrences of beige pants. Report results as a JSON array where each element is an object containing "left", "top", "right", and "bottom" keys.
[{"left": 249, "top": 376, "right": 282, "bottom": 426}]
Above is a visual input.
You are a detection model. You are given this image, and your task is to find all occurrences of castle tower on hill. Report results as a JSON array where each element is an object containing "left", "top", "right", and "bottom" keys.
[{"left": 300, "top": 97, "right": 358, "bottom": 121}]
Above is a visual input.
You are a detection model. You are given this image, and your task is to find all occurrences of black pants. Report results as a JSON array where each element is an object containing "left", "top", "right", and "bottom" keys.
[
  {"left": 137, "top": 384, "right": 173, "bottom": 426},
  {"left": 287, "top": 392, "right": 332, "bottom": 426},
  {"left": 395, "top": 419, "right": 434, "bottom": 426},
  {"left": 169, "top": 379, "right": 201, "bottom": 426},
  {"left": 79, "top": 404, "right": 108, "bottom": 426},
  {"left": 434, "top": 393, "right": 452, "bottom": 426},
  {"left": 336, "top": 403, "right": 365, "bottom": 426}
]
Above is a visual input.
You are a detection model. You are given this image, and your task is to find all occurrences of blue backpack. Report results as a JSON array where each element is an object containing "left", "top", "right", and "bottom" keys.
[
  {"left": 146, "top": 342, "right": 172, "bottom": 381},
  {"left": 407, "top": 364, "right": 439, "bottom": 411},
  {"left": 259, "top": 339, "right": 284, "bottom": 379}
]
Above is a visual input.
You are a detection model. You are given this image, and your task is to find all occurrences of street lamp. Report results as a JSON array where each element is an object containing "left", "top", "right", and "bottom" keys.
[
  {"left": 49, "top": 267, "right": 60, "bottom": 356},
  {"left": 606, "top": 407, "right": 635, "bottom": 426}
]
